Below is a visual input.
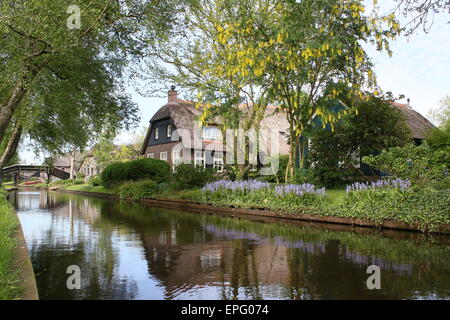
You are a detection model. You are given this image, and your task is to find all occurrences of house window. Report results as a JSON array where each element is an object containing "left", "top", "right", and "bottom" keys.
[
  {"left": 167, "top": 124, "right": 172, "bottom": 138},
  {"left": 194, "top": 150, "right": 205, "bottom": 168},
  {"left": 155, "top": 128, "right": 159, "bottom": 140},
  {"left": 213, "top": 152, "right": 224, "bottom": 172},
  {"left": 202, "top": 126, "right": 222, "bottom": 141},
  {"left": 147, "top": 153, "right": 154, "bottom": 158},
  {"left": 173, "top": 149, "right": 181, "bottom": 171},
  {"left": 160, "top": 151, "right": 168, "bottom": 161}
]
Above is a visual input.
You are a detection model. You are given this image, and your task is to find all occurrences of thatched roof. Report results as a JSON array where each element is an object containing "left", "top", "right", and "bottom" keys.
[
  {"left": 141, "top": 100, "right": 290, "bottom": 155},
  {"left": 141, "top": 97, "right": 433, "bottom": 156},
  {"left": 51, "top": 149, "right": 95, "bottom": 171},
  {"left": 391, "top": 102, "right": 436, "bottom": 139},
  {"left": 52, "top": 151, "right": 84, "bottom": 170}
]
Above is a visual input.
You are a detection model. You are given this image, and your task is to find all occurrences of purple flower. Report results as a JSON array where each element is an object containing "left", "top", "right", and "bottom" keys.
[
  {"left": 345, "top": 178, "right": 411, "bottom": 193},
  {"left": 202, "top": 179, "right": 270, "bottom": 193},
  {"left": 275, "top": 183, "right": 325, "bottom": 197}
]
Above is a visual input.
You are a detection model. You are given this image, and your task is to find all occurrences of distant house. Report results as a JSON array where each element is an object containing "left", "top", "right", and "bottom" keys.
[
  {"left": 140, "top": 87, "right": 290, "bottom": 170},
  {"left": 51, "top": 150, "right": 98, "bottom": 179},
  {"left": 391, "top": 102, "right": 436, "bottom": 144},
  {"left": 141, "top": 87, "right": 435, "bottom": 170}
]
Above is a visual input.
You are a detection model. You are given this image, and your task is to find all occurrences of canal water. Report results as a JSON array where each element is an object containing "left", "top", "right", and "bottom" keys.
[{"left": 11, "top": 190, "right": 450, "bottom": 300}]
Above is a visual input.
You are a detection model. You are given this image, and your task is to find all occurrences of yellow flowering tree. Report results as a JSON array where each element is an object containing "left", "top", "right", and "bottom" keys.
[
  {"left": 148, "top": 0, "right": 401, "bottom": 181},
  {"left": 212, "top": 0, "right": 401, "bottom": 181}
]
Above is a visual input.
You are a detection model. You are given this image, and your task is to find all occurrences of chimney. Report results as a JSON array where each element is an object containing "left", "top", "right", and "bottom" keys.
[{"left": 168, "top": 85, "right": 177, "bottom": 103}]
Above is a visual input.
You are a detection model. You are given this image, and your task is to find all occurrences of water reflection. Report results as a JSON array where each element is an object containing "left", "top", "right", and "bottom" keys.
[{"left": 14, "top": 191, "right": 450, "bottom": 300}]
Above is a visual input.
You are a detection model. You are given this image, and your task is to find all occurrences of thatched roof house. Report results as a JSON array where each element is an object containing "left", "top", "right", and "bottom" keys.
[
  {"left": 141, "top": 87, "right": 435, "bottom": 170},
  {"left": 140, "top": 88, "right": 290, "bottom": 169},
  {"left": 391, "top": 102, "right": 436, "bottom": 141}
]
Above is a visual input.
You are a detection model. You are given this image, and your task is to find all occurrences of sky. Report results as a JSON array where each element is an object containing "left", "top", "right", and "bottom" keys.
[{"left": 19, "top": 1, "right": 450, "bottom": 164}]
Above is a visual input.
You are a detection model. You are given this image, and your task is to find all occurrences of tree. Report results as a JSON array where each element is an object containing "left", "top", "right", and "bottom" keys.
[
  {"left": 392, "top": 0, "right": 450, "bottom": 35},
  {"left": 226, "top": 0, "right": 400, "bottom": 181},
  {"left": 146, "top": 0, "right": 275, "bottom": 178},
  {"left": 147, "top": 0, "right": 400, "bottom": 182},
  {"left": 0, "top": 0, "right": 181, "bottom": 166},
  {"left": 428, "top": 95, "right": 450, "bottom": 128},
  {"left": 308, "top": 95, "right": 411, "bottom": 186},
  {"left": 92, "top": 133, "right": 144, "bottom": 171}
]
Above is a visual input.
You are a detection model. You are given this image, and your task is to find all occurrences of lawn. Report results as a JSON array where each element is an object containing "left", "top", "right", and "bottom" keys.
[
  {"left": 64, "top": 184, "right": 118, "bottom": 195},
  {"left": 0, "top": 189, "right": 21, "bottom": 300}
]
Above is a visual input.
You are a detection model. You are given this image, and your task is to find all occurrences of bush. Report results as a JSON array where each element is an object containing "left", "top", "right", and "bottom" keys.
[
  {"left": 77, "top": 172, "right": 86, "bottom": 180},
  {"left": 89, "top": 175, "right": 102, "bottom": 186},
  {"left": 155, "top": 182, "right": 172, "bottom": 193},
  {"left": 329, "top": 186, "right": 450, "bottom": 231},
  {"left": 362, "top": 144, "right": 449, "bottom": 187},
  {"left": 101, "top": 158, "right": 171, "bottom": 187},
  {"left": 308, "top": 166, "right": 354, "bottom": 188},
  {"left": 260, "top": 154, "right": 289, "bottom": 183},
  {"left": 173, "top": 164, "right": 214, "bottom": 189},
  {"left": 201, "top": 180, "right": 327, "bottom": 210},
  {"left": 117, "top": 180, "right": 158, "bottom": 199}
]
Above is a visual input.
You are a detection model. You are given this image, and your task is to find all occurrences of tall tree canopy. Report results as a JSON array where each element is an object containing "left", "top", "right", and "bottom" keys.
[{"left": 0, "top": 0, "right": 182, "bottom": 166}]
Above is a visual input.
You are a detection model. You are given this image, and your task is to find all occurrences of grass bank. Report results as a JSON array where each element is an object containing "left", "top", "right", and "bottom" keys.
[{"left": 0, "top": 189, "right": 21, "bottom": 300}]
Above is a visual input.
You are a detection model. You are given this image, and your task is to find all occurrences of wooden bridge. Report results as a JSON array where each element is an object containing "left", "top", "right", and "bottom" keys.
[{"left": 1, "top": 164, "right": 70, "bottom": 186}]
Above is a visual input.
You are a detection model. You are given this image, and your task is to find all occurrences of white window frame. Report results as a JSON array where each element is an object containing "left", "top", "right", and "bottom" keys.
[
  {"left": 213, "top": 152, "right": 224, "bottom": 173},
  {"left": 194, "top": 150, "right": 205, "bottom": 168},
  {"left": 147, "top": 153, "right": 154, "bottom": 158},
  {"left": 167, "top": 124, "right": 172, "bottom": 138},
  {"left": 172, "top": 149, "right": 181, "bottom": 171},
  {"left": 160, "top": 151, "right": 168, "bottom": 161},
  {"left": 155, "top": 128, "right": 159, "bottom": 140}
]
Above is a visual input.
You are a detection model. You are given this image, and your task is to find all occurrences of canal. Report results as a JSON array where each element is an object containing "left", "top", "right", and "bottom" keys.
[{"left": 11, "top": 190, "right": 450, "bottom": 300}]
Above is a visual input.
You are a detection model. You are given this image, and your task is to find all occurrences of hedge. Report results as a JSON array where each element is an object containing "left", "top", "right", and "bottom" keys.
[{"left": 101, "top": 158, "right": 171, "bottom": 187}]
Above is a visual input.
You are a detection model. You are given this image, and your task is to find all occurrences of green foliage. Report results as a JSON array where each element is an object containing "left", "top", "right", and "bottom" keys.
[
  {"left": 308, "top": 95, "right": 411, "bottom": 187},
  {"left": 202, "top": 184, "right": 326, "bottom": 211},
  {"left": 173, "top": 164, "right": 215, "bottom": 189},
  {"left": 92, "top": 135, "right": 144, "bottom": 171},
  {"left": 101, "top": 158, "right": 171, "bottom": 187},
  {"left": 0, "top": 0, "right": 181, "bottom": 157},
  {"left": 50, "top": 179, "right": 76, "bottom": 187},
  {"left": 89, "top": 175, "right": 102, "bottom": 187},
  {"left": 328, "top": 186, "right": 450, "bottom": 231},
  {"left": 363, "top": 144, "right": 449, "bottom": 187},
  {"left": 77, "top": 172, "right": 86, "bottom": 180},
  {"left": 155, "top": 182, "right": 172, "bottom": 193},
  {"left": 261, "top": 155, "right": 289, "bottom": 183},
  {"left": 0, "top": 191, "right": 21, "bottom": 299},
  {"left": 309, "top": 167, "right": 354, "bottom": 188},
  {"left": 425, "top": 119, "right": 450, "bottom": 151},
  {"left": 117, "top": 180, "right": 158, "bottom": 199}
]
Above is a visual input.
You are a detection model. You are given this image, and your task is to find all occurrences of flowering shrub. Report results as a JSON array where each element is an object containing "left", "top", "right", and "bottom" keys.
[
  {"left": 202, "top": 179, "right": 270, "bottom": 193},
  {"left": 275, "top": 183, "right": 325, "bottom": 196},
  {"left": 202, "top": 180, "right": 326, "bottom": 211},
  {"left": 345, "top": 178, "right": 411, "bottom": 193}
]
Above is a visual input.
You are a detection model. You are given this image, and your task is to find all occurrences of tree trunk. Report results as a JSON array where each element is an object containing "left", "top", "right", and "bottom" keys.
[
  {"left": 69, "top": 148, "right": 76, "bottom": 179},
  {"left": 0, "top": 122, "right": 22, "bottom": 168},
  {"left": 0, "top": 79, "right": 27, "bottom": 145}
]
